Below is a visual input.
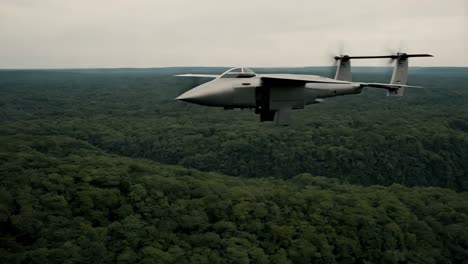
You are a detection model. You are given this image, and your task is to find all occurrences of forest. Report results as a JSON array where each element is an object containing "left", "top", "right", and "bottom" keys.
[{"left": 1, "top": 67, "right": 468, "bottom": 263}]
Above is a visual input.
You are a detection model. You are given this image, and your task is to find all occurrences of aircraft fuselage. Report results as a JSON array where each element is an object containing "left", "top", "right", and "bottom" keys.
[{"left": 176, "top": 74, "right": 362, "bottom": 109}]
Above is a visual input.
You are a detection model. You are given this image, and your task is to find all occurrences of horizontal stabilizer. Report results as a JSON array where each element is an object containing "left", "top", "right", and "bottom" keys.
[
  {"left": 359, "top": 82, "right": 423, "bottom": 97},
  {"left": 359, "top": 83, "right": 422, "bottom": 89}
]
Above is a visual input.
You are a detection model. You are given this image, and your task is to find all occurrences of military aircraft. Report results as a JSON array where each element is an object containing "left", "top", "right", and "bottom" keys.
[{"left": 176, "top": 53, "right": 433, "bottom": 125}]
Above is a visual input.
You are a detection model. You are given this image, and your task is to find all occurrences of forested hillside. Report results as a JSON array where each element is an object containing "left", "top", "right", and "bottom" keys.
[
  {"left": 1, "top": 68, "right": 468, "bottom": 263},
  {"left": 1, "top": 134, "right": 467, "bottom": 263},
  {"left": 1, "top": 68, "right": 467, "bottom": 190}
]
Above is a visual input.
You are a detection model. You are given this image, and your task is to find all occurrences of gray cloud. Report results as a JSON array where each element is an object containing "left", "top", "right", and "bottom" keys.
[{"left": 0, "top": 0, "right": 466, "bottom": 68}]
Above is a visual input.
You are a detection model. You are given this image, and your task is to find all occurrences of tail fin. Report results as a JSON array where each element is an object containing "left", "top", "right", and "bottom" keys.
[
  {"left": 334, "top": 56, "right": 352, "bottom": 82},
  {"left": 387, "top": 53, "right": 433, "bottom": 96},
  {"left": 334, "top": 52, "right": 432, "bottom": 96},
  {"left": 388, "top": 56, "right": 408, "bottom": 96}
]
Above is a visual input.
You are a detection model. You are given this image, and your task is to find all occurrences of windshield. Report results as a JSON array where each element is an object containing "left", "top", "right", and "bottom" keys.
[{"left": 220, "top": 68, "right": 256, "bottom": 78}]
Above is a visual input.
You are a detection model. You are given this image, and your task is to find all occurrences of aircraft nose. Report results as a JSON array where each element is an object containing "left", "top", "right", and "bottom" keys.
[
  {"left": 175, "top": 93, "right": 195, "bottom": 103},
  {"left": 176, "top": 82, "right": 233, "bottom": 106},
  {"left": 175, "top": 89, "right": 208, "bottom": 104}
]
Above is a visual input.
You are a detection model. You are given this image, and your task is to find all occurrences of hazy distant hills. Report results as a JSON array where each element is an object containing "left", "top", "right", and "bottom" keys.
[{"left": 1, "top": 66, "right": 467, "bottom": 77}]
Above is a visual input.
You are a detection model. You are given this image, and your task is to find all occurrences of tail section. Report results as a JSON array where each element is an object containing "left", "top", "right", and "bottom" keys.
[
  {"left": 388, "top": 54, "right": 409, "bottom": 96},
  {"left": 332, "top": 52, "right": 432, "bottom": 96},
  {"left": 334, "top": 56, "right": 352, "bottom": 82},
  {"left": 386, "top": 53, "right": 433, "bottom": 96}
]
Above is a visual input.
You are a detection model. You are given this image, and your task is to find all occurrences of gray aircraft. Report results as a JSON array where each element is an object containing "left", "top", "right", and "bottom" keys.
[{"left": 176, "top": 53, "right": 433, "bottom": 125}]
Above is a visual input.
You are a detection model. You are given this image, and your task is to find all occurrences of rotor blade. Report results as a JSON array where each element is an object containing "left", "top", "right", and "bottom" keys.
[{"left": 345, "top": 54, "right": 433, "bottom": 60}]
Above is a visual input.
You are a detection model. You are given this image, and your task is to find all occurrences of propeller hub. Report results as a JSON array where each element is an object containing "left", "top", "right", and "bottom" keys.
[
  {"left": 334, "top": 55, "right": 350, "bottom": 61},
  {"left": 394, "top": 52, "right": 409, "bottom": 60}
]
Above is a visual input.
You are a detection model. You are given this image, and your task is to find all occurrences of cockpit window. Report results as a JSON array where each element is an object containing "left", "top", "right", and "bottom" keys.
[
  {"left": 220, "top": 67, "right": 256, "bottom": 78},
  {"left": 229, "top": 68, "right": 242, "bottom": 73},
  {"left": 243, "top": 68, "right": 255, "bottom": 74}
]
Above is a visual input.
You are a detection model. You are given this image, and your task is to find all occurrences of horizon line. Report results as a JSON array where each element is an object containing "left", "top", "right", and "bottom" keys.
[{"left": 0, "top": 66, "right": 466, "bottom": 71}]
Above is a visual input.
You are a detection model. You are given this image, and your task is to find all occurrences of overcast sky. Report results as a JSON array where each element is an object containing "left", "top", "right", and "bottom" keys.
[{"left": 0, "top": 0, "right": 466, "bottom": 68}]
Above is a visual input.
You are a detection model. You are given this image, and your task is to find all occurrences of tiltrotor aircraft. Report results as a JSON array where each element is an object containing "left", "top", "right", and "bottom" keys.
[{"left": 176, "top": 53, "right": 433, "bottom": 125}]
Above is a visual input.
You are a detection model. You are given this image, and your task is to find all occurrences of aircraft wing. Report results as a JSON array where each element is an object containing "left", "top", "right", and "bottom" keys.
[
  {"left": 175, "top": 74, "right": 219, "bottom": 78},
  {"left": 260, "top": 75, "right": 422, "bottom": 88},
  {"left": 260, "top": 74, "right": 350, "bottom": 86}
]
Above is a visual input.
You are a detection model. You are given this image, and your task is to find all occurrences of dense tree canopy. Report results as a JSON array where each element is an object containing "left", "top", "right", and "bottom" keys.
[
  {"left": 1, "top": 134, "right": 467, "bottom": 263},
  {"left": 1, "top": 67, "right": 467, "bottom": 263},
  {"left": 1, "top": 68, "right": 467, "bottom": 190}
]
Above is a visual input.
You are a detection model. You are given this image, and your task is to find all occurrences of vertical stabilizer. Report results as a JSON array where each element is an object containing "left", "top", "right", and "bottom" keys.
[
  {"left": 334, "top": 56, "right": 352, "bottom": 82},
  {"left": 388, "top": 54, "right": 409, "bottom": 96},
  {"left": 390, "top": 58, "right": 408, "bottom": 85}
]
